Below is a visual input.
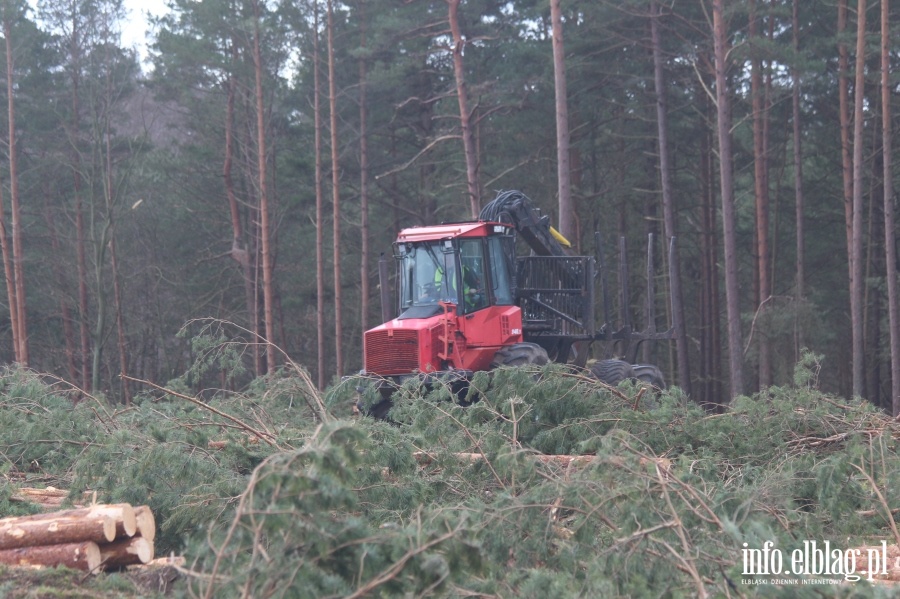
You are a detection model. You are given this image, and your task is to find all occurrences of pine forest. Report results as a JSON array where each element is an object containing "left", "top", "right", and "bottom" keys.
[{"left": 3, "top": 0, "right": 900, "bottom": 596}]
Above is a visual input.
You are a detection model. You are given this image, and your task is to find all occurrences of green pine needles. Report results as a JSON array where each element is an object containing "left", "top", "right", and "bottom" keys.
[{"left": 2, "top": 350, "right": 900, "bottom": 597}]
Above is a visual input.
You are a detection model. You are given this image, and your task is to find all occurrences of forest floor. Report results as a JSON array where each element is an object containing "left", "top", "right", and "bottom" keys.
[{"left": 0, "top": 563, "right": 185, "bottom": 598}]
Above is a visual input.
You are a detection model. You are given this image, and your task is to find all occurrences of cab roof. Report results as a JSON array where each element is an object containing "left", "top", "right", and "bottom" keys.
[{"left": 396, "top": 221, "right": 508, "bottom": 243}]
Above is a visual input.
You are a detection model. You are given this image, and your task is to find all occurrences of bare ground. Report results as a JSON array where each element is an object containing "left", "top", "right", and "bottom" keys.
[{"left": 0, "top": 563, "right": 184, "bottom": 598}]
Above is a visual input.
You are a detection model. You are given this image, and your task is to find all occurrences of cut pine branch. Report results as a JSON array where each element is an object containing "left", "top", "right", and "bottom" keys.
[
  {"left": 412, "top": 451, "right": 671, "bottom": 473},
  {"left": 123, "top": 375, "right": 278, "bottom": 447}
]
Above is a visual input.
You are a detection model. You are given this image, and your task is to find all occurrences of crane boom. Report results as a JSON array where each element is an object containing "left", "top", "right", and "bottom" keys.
[{"left": 479, "top": 190, "right": 572, "bottom": 257}]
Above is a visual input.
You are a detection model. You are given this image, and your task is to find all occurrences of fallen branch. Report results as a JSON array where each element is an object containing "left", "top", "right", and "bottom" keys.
[
  {"left": 345, "top": 525, "right": 461, "bottom": 599},
  {"left": 857, "top": 507, "right": 900, "bottom": 518},
  {"left": 123, "top": 375, "right": 278, "bottom": 447},
  {"left": 851, "top": 463, "right": 900, "bottom": 547},
  {"left": 786, "top": 431, "right": 855, "bottom": 448},
  {"left": 412, "top": 451, "right": 596, "bottom": 469}
]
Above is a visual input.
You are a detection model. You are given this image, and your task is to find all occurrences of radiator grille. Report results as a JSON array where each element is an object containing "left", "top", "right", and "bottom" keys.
[{"left": 365, "top": 329, "right": 419, "bottom": 375}]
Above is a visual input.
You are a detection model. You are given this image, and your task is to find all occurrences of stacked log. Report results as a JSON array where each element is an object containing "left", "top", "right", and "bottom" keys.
[
  {"left": 0, "top": 501, "right": 155, "bottom": 573},
  {"left": 11, "top": 487, "right": 95, "bottom": 509},
  {"left": 0, "top": 541, "right": 102, "bottom": 572},
  {"left": 10, "top": 487, "right": 70, "bottom": 509}
]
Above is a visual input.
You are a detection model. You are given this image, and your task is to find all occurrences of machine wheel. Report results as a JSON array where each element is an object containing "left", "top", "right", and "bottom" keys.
[
  {"left": 631, "top": 364, "right": 666, "bottom": 388},
  {"left": 355, "top": 378, "right": 401, "bottom": 420},
  {"left": 489, "top": 342, "right": 550, "bottom": 369},
  {"left": 364, "top": 397, "right": 394, "bottom": 420},
  {"left": 590, "top": 359, "right": 634, "bottom": 386}
]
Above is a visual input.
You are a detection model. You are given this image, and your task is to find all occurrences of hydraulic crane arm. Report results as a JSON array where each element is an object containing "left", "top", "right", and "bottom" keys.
[{"left": 479, "top": 190, "right": 571, "bottom": 257}]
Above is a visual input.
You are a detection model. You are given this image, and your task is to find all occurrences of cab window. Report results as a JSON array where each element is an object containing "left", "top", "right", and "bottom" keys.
[
  {"left": 459, "top": 239, "right": 488, "bottom": 313},
  {"left": 487, "top": 235, "right": 515, "bottom": 305}
]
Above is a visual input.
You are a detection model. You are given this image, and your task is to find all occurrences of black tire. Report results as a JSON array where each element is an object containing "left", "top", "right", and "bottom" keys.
[
  {"left": 363, "top": 397, "right": 394, "bottom": 420},
  {"left": 590, "top": 359, "right": 634, "bottom": 386},
  {"left": 356, "top": 379, "right": 399, "bottom": 420},
  {"left": 631, "top": 364, "right": 666, "bottom": 388},
  {"left": 490, "top": 342, "right": 550, "bottom": 369}
]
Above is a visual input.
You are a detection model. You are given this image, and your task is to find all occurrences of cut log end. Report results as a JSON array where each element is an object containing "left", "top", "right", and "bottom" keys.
[
  {"left": 88, "top": 504, "right": 137, "bottom": 539},
  {"left": 100, "top": 536, "right": 154, "bottom": 569},
  {"left": 134, "top": 506, "right": 156, "bottom": 542}
]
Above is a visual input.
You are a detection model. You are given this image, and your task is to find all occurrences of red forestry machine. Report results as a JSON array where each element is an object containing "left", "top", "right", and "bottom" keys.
[{"left": 357, "top": 190, "right": 676, "bottom": 417}]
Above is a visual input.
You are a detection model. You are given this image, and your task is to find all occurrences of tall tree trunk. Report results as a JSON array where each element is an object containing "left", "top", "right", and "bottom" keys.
[
  {"left": 698, "top": 82, "right": 722, "bottom": 409},
  {"left": 105, "top": 126, "right": 129, "bottom": 405},
  {"left": 90, "top": 236, "right": 106, "bottom": 394},
  {"left": 252, "top": 0, "right": 276, "bottom": 374},
  {"left": 550, "top": 0, "right": 573, "bottom": 241},
  {"left": 223, "top": 51, "right": 258, "bottom": 377},
  {"left": 4, "top": 12, "right": 26, "bottom": 365},
  {"left": 108, "top": 226, "right": 128, "bottom": 403},
  {"left": 882, "top": 0, "right": 899, "bottom": 414},
  {"left": 446, "top": 0, "right": 480, "bottom": 217},
  {"left": 649, "top": 0, "right": 691, "bottom": 395},
  {"left": 359, "top": 0, "right": 370, "bottom": 336},
  {"left": 313, "top": 2, "right": 326, "bottom": 389},
  {"left": 69, "top": 11, "right": 91, "bottom": 390},
  {"left": 792, "top": 0, "right": 805, "bottom": 357},
  {"left": 712, "top": 0, "right": 744, "bottom": 398},
  {"left": 838, "top": 0, "right": 855, "bottom": 396},
  {"left": 252, "top": 209, "right": 263, "bottom": 375},
  {"left": 850, "top": 0, "right": 866, "bottom": 398},
  {"left": 43, "top": 204, "right": 78, "bottom": 384},
  {"left": 750, "top": 0, "right": 771, "bottom": 389},
  {"left": 327, "top": 0, "right": 344, "bottom": 377},
  {"left": 863, "top": 136, "right": 881, "bottom": 405},
  {"left": 75, "top": 188, "right": 91, "bottom": 388},
  {"left": 708, "top": 151, "right": 722, "bottom": 408},
  {"left": 0, "top": 181, "right": 18, "bottom": 364}
]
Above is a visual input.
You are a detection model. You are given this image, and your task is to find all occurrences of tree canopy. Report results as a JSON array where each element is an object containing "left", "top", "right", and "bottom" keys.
[{"left": 0, "top": 0, "right": 894, "bottom": 410}]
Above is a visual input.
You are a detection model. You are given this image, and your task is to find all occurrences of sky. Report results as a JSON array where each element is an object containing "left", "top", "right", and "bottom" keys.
[{"left": 120, "top": 0, "right": 170, "bottom": 63}]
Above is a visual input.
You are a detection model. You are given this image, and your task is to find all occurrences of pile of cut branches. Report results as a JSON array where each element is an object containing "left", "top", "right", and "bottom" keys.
[
  {"left": 185, "top": 354, "right": 900, "bottom": 597},
  {"left": 3, "top": 345, "right": 900, "bottom": 597}
]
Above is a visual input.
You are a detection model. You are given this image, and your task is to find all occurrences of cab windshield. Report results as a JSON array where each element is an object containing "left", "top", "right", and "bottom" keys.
[
  {"left": 395, "top": 235, "right": 509, "bottom": 318},
  {"left": 397, "top": 241, "right": 458, "bottom": 317}
]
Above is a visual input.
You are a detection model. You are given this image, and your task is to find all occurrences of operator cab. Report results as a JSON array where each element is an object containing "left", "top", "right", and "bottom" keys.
[{"left": 394, "top": 223, "right": 516, "bottom": 320}]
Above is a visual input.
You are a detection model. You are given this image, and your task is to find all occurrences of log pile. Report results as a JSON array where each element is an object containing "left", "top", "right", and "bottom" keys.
[{"left": 0, "top": 502, "right": 155, "bottom": 573}]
